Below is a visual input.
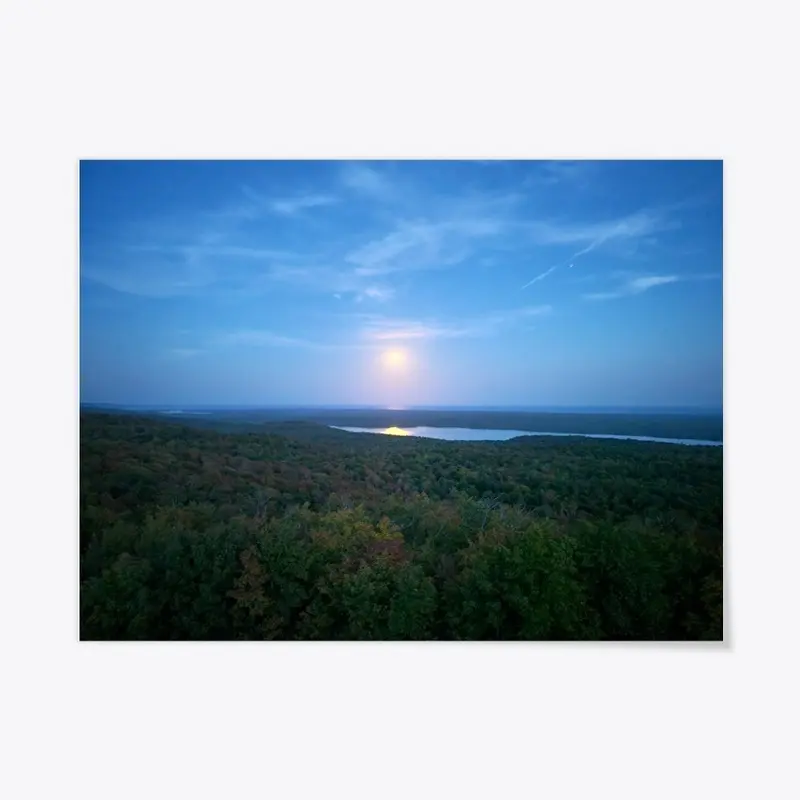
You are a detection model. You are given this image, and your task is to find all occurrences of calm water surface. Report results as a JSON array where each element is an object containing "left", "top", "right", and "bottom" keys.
[{"left": 331, "top": 426, "right": 722, "bottom": 446}]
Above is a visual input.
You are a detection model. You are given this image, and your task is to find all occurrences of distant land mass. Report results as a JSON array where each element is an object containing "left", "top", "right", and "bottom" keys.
[
  {"left": 81, "top": 404, "right": 723, "bottom": 442},
  {"left": 82, "top": 403, "right": 722, "bottom": 414}
]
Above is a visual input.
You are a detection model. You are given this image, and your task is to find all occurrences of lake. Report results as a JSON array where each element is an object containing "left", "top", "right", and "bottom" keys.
[{"left": 330, "top": 426, "right": 722, "bottom": 446}]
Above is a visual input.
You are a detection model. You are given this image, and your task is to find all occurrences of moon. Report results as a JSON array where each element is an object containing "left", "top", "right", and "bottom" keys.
[{"left": 381, "top": 348, "right": 408, "bottom": 370}]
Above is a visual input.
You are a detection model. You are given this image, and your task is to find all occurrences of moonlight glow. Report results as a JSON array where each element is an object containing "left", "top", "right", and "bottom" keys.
[{"left": 381, "top": 349, "right": 408, "bottom": 370}]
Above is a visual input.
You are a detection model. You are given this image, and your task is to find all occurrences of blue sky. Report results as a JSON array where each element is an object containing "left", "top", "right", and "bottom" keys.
[{"left": 80, "top": 160, "right": 723, "bottom": 408}]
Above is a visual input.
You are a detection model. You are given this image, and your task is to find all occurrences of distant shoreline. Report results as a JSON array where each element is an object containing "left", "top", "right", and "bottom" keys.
[
  {"left": 331, "top": 425, "right": 722, "bottom": 447},
  {"left": 81, "top": 403, "right": 723, "bottom": 416},
  {"left": 81, "top": 406, "right": 723, "bottom": 443}
]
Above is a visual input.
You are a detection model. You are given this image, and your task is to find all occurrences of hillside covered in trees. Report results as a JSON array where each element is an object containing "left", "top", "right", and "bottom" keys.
[{"left": 80, "top": 411, "right": 723, "bottom": 640}]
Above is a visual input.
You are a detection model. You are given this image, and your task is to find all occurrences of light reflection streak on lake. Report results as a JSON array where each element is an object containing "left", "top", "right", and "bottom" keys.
[{"left": 331, "top": 426, "right": 722, "bottom": 446}]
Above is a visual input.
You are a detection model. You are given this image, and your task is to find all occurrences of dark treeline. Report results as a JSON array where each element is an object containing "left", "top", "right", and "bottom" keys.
[
  {"left": 80, "top": 412, "right": 723, "bottom": 640},
  {"left": 89, "top": 406, "right": 724, "bottom": 442}
]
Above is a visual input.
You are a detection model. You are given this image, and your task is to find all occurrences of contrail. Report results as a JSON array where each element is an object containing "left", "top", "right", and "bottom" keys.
[
  {"left": 521, "top": 265, "right": 557, "bottom": 289},
  {"left": 522, "top": 236, "right": 602, "bottom": 289}
]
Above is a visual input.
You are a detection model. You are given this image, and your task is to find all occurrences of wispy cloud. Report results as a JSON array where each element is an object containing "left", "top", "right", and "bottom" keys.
[
  {"left": 218, "top": 330, "right": 334, "bottom": 350},
  {"left": 217, "top": 329, "right": 375, "bottom": 352},
  {"left": 81, "top": 256, "right": 216, "bottom": 298},
  {"left": 269, "top": 194, "right": 338, "bottom": 216},
  {"left": 531, "top": 210, "right": 668, "bottom": 249},
  {"left": 360, "top": 305, "right": 551, "bottom": 341},
  {"left": 346, "top": 222, "right": 440, "bottom": 277},
  {"left": 628, "top": 276, "right": 680, "bottom": 292},
  {"left": 356, "top": 286, "right": 394, "bottom": 303},
  {"left": 82, "top": 186, "right": 311, "bottom": 297},
  {"left": 364, "top": 320, "right": 470, "bottom": 341},
  {"left": 128, "top": 243, "right": 297, "bottom": 261},
  {"left": 526, "top": 160, "right": 595, "bottom": 187},
  {"left": 340, "top": 163, "right": 396, "bottom": 201},
  {"left": 84, "top": 168, "right": 533, "bottom": 299},
  {"left": 522, "top": 209, "right": 673, "bottom": 289},
  {"left": 346, "top": 212, "right": 513, "bottom": 278},
  {"left": 583, "top": 273, "right": 719, "bottom": 301},
  {"left": 85, "top": 165, "right": 695, "bottom": 310},
  {"left": 338, "top": 165, "right": 527, "bottom": 276},
  {"left": 259, "top": 262, "right": 396, "bottom": 304},
  {"left": 240, "top": 186, "right": 338, "bottom": 217}
]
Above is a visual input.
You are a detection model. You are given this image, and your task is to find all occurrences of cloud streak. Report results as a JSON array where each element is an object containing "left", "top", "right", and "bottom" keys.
[
  {"left": 216, "top": 330, "right": 356, "bottom": 351},
  {"left": 128, "top": 243, "right": 298, "bottom": 261},
  {"left": 530, "top": 210, "right": 667, "bottom": 248},
  {"left": 239, "top": 186, "right": 339, "bottom": 217},
  {"left": 261, "top": 262, "right": 396, "bottom": 303},
  {"left": 345, "top": 210, "right": 515, "bottom": 278},
  {"left": 583, "top": 273, "right": 719, "bottom": 301},
  {"left": 216, "top": 328, "right": 379, "bottom": 352},
  {"left": 522, "top": 209, "right": 673, "bottom": 289},
  {"left": 525, "top": 160, "right": 595, "bottom": 187},
  {"left": 269, "top": 194, "right": 338, "bottom": 216},
  {"left": 81, "top": 256, "right": 215, "bottom": 298},
  {"left": 356, "top": 286, "right": 394, "bottom": 303},
  {"left": 219, "top": 330, "right": 324, "bottom": 348},
  {"left": 340, "top": 163, "right": 396, "bottom": 202},
  {"left": 360, "top": 305, "right": 552, "bottom": 341}
]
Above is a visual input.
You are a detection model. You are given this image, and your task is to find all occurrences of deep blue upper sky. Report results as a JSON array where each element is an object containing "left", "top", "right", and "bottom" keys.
[{"left": 80, "top": 160, "right": 723, "bottom": 408}]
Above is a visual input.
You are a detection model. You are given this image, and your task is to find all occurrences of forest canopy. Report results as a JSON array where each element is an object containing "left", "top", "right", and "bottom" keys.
[{"left": 80, "top": 411, "right": 723, "bottom": 641}]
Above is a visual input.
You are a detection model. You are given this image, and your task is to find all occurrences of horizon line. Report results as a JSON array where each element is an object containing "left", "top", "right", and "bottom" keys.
[{"left": 81, "top": 402, "right": 723, "bottom": 412}]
